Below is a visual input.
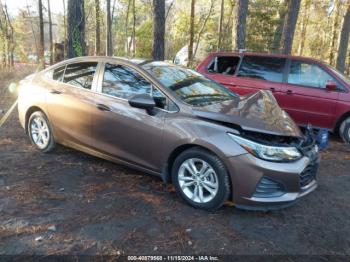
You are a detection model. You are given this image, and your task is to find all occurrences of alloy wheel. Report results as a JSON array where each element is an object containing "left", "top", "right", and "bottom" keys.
[
  {"left": 177, "top": 158, "right": 219, "bottom": 203},
  {"left": 30, "top": 115, "right": 50, "bottom": 149}
]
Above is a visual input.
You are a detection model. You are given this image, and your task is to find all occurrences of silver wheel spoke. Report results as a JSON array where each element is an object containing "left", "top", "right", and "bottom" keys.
[
  {"left": 181, "top": 181, "right": 195, "bottom": 189},
  {"left": 34, "top": 118, "right": 41, "bottom": 127},
  {"left": 35, "top": 134, "right": 42, "bottom": 144},
  {"left": 188, "top": 159, "right": 198, "bottom": 174},
  {"left": 202, "top": 182, "right": 217, "bottom": 196},
  {"left": 179, "top": 176, "right": 194, "bottom": 182},
  {"left": 31, "top": 126, "right": 39, "bottom": 132},
  {"left": 203, "top": 180, "right": 217, "bottom": 189},
  {"left": 198, "top": 185, "right": 204, "bottom": 203},
  {"left": 199, "top": 162, "right": 209, "bottom": 175},
  {"left": 183, "top": 162, "right": 195, "bottom": 175},
  {"left": 203, "top": 168, "right": 214, "bottom": 178},
  {"left": 192, "top": 185, "right": 199, "bottom": 201}
]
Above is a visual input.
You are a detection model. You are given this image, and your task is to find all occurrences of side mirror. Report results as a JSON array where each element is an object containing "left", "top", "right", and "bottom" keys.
[
  {"left": 128, "top": 93, "right": 155, "bottom": 111},
  {"left": 325, "top": 80, "right": 337, "bottom": 91}
]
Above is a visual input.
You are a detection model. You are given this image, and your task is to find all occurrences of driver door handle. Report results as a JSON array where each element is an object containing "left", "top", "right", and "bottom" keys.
[
  {"left": 286, "top": 90, "right": 293, "bottom": 95},
  {"left": 97, "top": 104, "right": 111, "bottom": 112}
]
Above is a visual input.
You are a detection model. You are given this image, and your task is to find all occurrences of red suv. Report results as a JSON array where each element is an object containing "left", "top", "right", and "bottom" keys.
[{"left": 197, "top": 52, "right": 350, "bottom": 143}]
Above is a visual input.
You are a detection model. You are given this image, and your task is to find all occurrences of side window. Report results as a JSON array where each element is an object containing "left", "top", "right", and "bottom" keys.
[
  {"left": 43, "top": 65, "right": 66, "bottom": 81},
  {"left": 102, "top": 63, "right": 177, "bottom": 111},
  {"left": 63, "top": 62, "right": 97, "bottom": 90},
  {"left": 207, "top": 56, "right": 240, "bottom": 75},
  {"left": 53, "top": 65, "right": 66, "bottom": 81},
  {"left": 237, "top": 56, "right": 286, "bottom": 82},
  {"left": 288, "top": 60, "right": 336, "bottom": 89},
  {"left": 102, "top": 63, "right": 152, "bottom": 99}
]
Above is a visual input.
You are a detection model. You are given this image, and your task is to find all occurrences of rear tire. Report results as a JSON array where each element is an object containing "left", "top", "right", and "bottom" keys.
[
  {"left": 339, "top": 117, "right": 350, "bottom": 144},
  {"left": 171, "top": 147, "right": 231, "bottom": 211},
  {"left": 28, "top": 111, "right": 55, "bottom": 153}
]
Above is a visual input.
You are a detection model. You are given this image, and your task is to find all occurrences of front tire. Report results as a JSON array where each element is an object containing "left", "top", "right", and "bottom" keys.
[
  {"left": 171, "top": 147, "right": 231, "bottom": 211},
  {"left": 339, "top": 117, "right": 350, "bottom": 144},
  {"left": 28, "top": 111, "right": 55, "bottom": 153}
]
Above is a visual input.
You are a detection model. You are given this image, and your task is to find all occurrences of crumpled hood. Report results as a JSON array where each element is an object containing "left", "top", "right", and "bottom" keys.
[{"left": 193, "top": 90, "right": 303, "bottom": 137}]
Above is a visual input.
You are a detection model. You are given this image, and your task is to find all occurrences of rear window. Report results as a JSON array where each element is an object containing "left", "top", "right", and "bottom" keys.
[
  {"left": 53, "top": 65, "right": 66, "bottom": 81},
  {"left": 237, "top": 56, "right": 286, "bottom": 82},
  {"left": 43, "top": 65, "right": 66, "bottom": 81},
  {"left": 63, "top": 62, "right": 98, "bottom": 90},
  {"left": 207, "top": 56, "right": 240, "bottom": 75}
]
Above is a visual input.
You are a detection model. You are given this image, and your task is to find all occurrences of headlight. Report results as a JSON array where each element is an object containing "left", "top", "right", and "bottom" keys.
[{"left": 228, "top": 133, "right": 302, "bottom": 162}]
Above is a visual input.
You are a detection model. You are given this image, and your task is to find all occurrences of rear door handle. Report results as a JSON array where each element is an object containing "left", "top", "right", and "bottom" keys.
[
  {"left": 50, "top": 89, "right": 62, "bottom": 94},
  {"left": 96, "top": 104, "right": 111, "bottom": 112},
  {"left": 286, "top": 90, "right": 293, "bottom": 95},
  {"left": 269, "top": 87, "right": 276, "bottom": 92}
]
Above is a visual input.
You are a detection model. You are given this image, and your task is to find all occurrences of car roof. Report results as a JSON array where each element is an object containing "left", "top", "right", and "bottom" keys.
[
  {"left": 208, "top": 51, "right": 322, "bottom": 64},
  {"left": 50, "top": 56, "right": 176, "bottom": 69}
]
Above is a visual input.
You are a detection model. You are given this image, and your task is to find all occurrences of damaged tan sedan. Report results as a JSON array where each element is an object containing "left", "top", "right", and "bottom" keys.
[{"left": 18, "top": 57, "right": 319, "bottom": 211}]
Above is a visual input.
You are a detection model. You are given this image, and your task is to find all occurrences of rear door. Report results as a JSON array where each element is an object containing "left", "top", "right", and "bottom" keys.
[
  {"left": 278, "top": 59, "right": 339, "bottom": 129},
  {"left": 233, "top": 55, "right": 287, "bottom": 100},
  {"left": 92, "top": 62, "right": 174, "bottom": 171},
  {"left": 46, "top": 61, "right": 98, "bottom": 147}
]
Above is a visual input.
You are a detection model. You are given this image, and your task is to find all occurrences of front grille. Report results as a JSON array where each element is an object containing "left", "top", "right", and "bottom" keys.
[{"left": 252, "top": 177, "right": 285, "bottom": 198}]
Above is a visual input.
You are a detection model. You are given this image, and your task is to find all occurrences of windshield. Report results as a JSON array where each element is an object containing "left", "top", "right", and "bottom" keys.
[
  {"left": 142, "top": 62, "right": 237, "bottom": 106},
  {"left": 326, "top": 64, "right": 350, "bottom": 86}
]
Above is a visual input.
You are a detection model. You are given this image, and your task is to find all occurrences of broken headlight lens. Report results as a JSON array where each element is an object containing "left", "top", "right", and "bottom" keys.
[{"left": 228, "top": 133, "right": 302, "bottom": 162}]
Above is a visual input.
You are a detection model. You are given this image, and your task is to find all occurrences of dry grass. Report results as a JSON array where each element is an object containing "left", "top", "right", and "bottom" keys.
[{"left": 0, "top": 138, "right": 13, "bottom": 146}]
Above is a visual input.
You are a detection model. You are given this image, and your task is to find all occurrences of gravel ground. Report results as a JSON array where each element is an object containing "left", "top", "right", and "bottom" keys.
[{"left": 0, "top": 68, "right": 350, "bottom": 257}]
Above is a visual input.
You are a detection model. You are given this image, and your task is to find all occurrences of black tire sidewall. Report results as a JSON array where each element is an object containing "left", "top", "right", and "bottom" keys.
[
  {"left": 28, "top": 111, "right": 55, "bottom": 152},
  {"left": 171, "top": 148, "right": 230, "bottom": 210},
  {"left": 342, "top": 123, "right": 350, "bottom": 144}
]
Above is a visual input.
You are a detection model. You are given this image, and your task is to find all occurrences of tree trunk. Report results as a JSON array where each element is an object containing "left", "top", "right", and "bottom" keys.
[
  {"left": 3, "top": 3, "right": 14, "bottom": 68},
  {"left": 336, "top": 5, "right": 350, "bottom": 73},
  {"left": 67, "top": 0, "right": 85, "bottom": 58},
  {"left": 125, "top": 0, "right": 130, "bottom": 56},
  {"left": 221, "top": 0, "right": 235, "bottom": 51},
  {"left": 188, "top": 0, "right": 195, "bottom": 67},
  {"left": 330, "top": 0, "right": 341, "bottom": 66},
  {"left": 193, "top": 0, "right": 214, "bottom": 60},
  {"left": 25, "top": 4, "right": 39, "bottom": 62},
  {"left": 47, "top": 0, "right": 53, "bottom": 65},
  {"left": 38, "top": 0, "right": 45, "bottom": 68},
  {"left": 297, "top": 0, "right": 311, "bottom": 56},
  {"left": 63, "top": 0, "right": 67, "bottom": 58},
  {"left": 272, "top": 0, "right": 288, "bottom": 52},
  {"left": 280, "top": 0, "right": 301, "bottom": 55},
  {"left": 152, "top": 0, "right": 165, "bottom": 60},
  {"left": 106, "top": 0, "right": 113, "bottom": 56},
  {"left": 95, "top": 0, "right": 101, "bottom": 55},
  {"left": 132, "top": 0, "right": 136, "bottom": 57},
  {"left": 217, "top": 0, "right": 224, "bottom": 51},
  {"left": 233, "top": 0, "right": 248, "bottom": 50}
]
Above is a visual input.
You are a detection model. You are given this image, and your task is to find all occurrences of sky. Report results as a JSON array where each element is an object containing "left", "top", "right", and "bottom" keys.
[{"left": 3, "top": 0, "right": 65, "bottom": 15}]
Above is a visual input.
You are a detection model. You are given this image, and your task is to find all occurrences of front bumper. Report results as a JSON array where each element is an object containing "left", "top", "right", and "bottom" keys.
[{"left": 226, "top": 151, "right": 319, "bottom": 211}]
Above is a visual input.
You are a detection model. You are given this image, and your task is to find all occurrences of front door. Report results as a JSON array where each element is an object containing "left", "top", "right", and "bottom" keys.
[
  {"left": 278, "top": 59, "right": 339, "bottom": 129},
  {"left": 92, "top": 62, "right": 170, "bottom": 171}
]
